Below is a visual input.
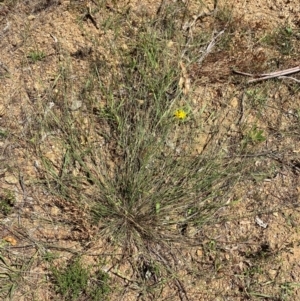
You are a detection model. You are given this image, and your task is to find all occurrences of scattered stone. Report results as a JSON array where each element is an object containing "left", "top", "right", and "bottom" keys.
[
  {"left": 268, "top": 269, "right": 277, "bottom": 278},
  {"left": 50, "top": 206, "right": 60, "bottom": 216},
  {"left": 70, "top": 100, "right": 82, "bottom": 111},
  {"left": 4, "top": 174, "right": 18, "bottom": 184},
  {"left": 196, "top": 249, "right": 203, "bottom": 257}
]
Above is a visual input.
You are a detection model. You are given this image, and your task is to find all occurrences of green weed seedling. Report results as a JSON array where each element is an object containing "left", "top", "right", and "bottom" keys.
[
  {"left": 51, "top": 258, "right": 110, "bottom": 301},
  {"left": 0, "top": 129, "right": 8, "bottom": 139},
  {"left": 27, "top": 50, "right": 46, "bottom": 63},
  {"left": 261, "top": 24, "right": 297, "bottom": 55},
  {"left": 274, "top": 25, "right": 294, "bottom": 55},
  {"left": 0, "top": 189, "right": 16, "bottom": 216},
  {"left": 246, "top": 88, "right": 268, "bottom": 107},
  {"left": 88, "top": 270, "right": 110, "bottom": 300},
  {"left": 248, "top": 127, "right": 266, "bottom": 144},
  {"left": 242, "top": 126, "right": 266, "bottom": 149},
  {"left": 280, "top": 282, "right": 300, "bottom": 301},
  {"left": 43, "top": 251, "right": 57, "bottom": 263},
  {"left": 51, "top": 258, "right": 89, "bottom": 300},
  {"left": 51, "top": 258, "right": 89, "bottom": 301}
]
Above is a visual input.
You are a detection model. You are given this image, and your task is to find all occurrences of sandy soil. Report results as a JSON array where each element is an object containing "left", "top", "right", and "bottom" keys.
[{"left": 0, "top": 0, "right": 300, "bottom": 300}]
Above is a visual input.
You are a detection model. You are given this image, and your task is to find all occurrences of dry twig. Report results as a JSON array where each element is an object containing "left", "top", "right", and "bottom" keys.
[{"left": 233, "top": 65, "right": 300, "bottom": 83}]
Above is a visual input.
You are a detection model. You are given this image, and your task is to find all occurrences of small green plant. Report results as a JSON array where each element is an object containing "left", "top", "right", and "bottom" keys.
[
  {"left": 0, "top": 189, "right": 16, "bottom": 215},
  {"left": 246, "top": 88, "right": 268, "bottom": 106},
  {"left": 249, "top": 127, "right": 266, "bottom": 144},
  {"left": 280, "top": 282, "right": 300, "bottom": 301},
  {"left": 43, "top": 251, "right": 57, "bottom": 262},
  {"left": 89, "top": 270, "right": 110, "bottom": 300},
  {"left": 242, "top": 126, "right": 266, "bottom": 149},
  {"left": 0, "top": 129, "right": 8, "bottom": 139},
  {"left": 27, "top": 50, "right": 46, "bottom": 63},
  {"left": 261, "top": 24, "right": 296, "bottom": 55},
  {"left": 275, "top": 26, "right": 294, "bottom": 55},
  {"left": 51, "top": 258, "right": 110, "bottom": 301},
  {"left": 248, "top": 127, "right": 266, "bottom": 143},
  {"left": 51, "top": 258, "right": 88, "bottom": 301}
]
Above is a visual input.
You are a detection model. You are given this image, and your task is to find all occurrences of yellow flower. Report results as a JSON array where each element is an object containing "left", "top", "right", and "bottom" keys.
[{"left": 174, "top": 109, "right": 187, "bottom": 120}]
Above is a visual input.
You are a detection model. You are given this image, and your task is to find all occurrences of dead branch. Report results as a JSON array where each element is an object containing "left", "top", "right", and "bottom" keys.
[{"left": 233, "top": 65, "right": 300, "bottom": 83}]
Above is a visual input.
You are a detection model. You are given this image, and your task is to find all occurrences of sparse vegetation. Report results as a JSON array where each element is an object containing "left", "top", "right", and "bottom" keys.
[
  {"left": 0, "top": 189, "right": 15, "bottom": 216},
  {"left": 0, "top": 0, "right": 300, "bottom": 300},
  {"left": 261, "top": 23, "right": 299, "bottom": 56},
  {"left": 27, "top": 50, "right": 46, "bottom": 63},
  {"left": 51, "top": 258, "right": 110, "bottom": 301}
]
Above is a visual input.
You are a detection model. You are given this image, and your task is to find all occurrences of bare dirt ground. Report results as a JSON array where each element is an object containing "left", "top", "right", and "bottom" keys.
[{"left": 0, "top": 0, "right": 300, "bottom": 300}]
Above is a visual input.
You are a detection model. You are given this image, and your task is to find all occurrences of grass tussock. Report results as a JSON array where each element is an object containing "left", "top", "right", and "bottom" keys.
[{"left": 29, "top": 5, "right": 259, "bottom": 265}]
